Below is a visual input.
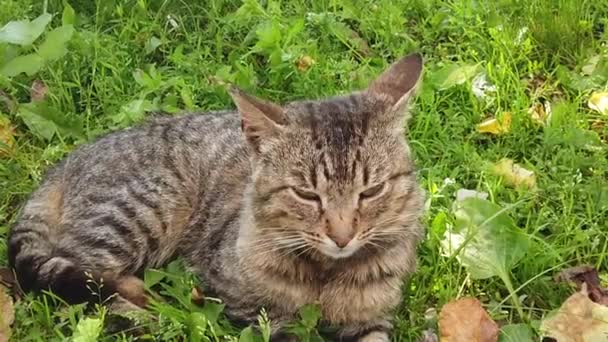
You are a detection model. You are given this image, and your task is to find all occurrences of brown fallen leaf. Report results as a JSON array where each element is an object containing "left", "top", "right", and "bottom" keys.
[
  {"left": 296, "top": 55, "right": 315, "bottom": 72},
  {"left": 191, "top": 286, "right": 205, "bottom": 306},
  {"left": 555, "top": 265, "right": 608, "bottom": 305},
  {"left": 491, "top": 158, "right": 536, "bottom": 190},
  {"left": 439, "top": 297, "right": 499, "bottom": 342},
  {"left": 528, "top": 102, "right": 552, "bottom": 125},
  {"left": 540, "top": 283, "right": 608, "bottom": 342},
  {"left": 0, "top": 285, "right": 14, "bottom": 342},
  {"left": 30, "top": 79, "right": 49, "bottom": 102}
]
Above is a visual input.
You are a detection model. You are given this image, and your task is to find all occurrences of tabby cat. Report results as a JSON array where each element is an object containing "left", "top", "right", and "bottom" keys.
[{"left": 9, "top": 53, "right": 425, "bottom": 341}]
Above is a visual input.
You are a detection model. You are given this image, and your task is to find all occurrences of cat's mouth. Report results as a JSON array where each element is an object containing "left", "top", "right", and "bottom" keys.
[{"left": 316, "top": 236, "right": 361, "bottom": 259}]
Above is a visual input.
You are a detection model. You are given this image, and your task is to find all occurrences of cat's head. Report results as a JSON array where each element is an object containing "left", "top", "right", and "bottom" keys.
[{"left": 232, "top": 53, "right": 424, "bottom": 260}]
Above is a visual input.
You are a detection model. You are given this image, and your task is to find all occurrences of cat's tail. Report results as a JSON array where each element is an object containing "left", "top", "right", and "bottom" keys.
[{"left": 7, "top": 177, "right": 139, "bottom": 305}]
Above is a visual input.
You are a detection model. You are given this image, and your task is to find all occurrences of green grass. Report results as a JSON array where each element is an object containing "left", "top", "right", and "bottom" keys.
[{"left": 1, "top": 0, "right": 607, "bottom": 340}]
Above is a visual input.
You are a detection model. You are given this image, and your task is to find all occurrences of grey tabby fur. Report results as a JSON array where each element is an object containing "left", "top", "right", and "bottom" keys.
[{"left": 9, "top": 53, "right": 425, "bottom": 341}]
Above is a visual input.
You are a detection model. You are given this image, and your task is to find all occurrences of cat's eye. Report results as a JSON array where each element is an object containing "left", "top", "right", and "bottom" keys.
[
  {"left": 291, "top": 188, "right": 321, "bottom": 203},
  {"left": 359, "top": 183, "right": 385, "bottom": 200}
]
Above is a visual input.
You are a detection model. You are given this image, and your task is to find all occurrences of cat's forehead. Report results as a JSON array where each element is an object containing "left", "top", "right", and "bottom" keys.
[
  {"left": 281, "top": 95, "right": 396, "bottom": 186},
  {"left": 288, "top": 94, "right": 385, "bottom": 137}
]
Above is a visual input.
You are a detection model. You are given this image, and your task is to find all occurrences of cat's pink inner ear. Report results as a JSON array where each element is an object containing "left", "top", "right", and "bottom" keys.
[
  {"left": 229, "top": 86, "right": 287, "bottom": 149},
  {"left": 368, "top": 53, "right": 423, "bottom": 108}
]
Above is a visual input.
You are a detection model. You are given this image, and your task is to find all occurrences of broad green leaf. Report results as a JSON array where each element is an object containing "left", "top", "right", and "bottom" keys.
[
  {"left": 499, "top": 324, "right": 534, "bottom": 342},
  {"left": 111, "top": 99, "right": 158, "bottom": 127},
  {"left": 0, "top": 13, "right": 52, "bottom": 46},
  {"left": 71, "top": 317, "right": 103, "bottom": 342},
  {"left": 62, "top": 2, "right": 76, "bottom": 26},
  {"left": 18, "top": 102, "right": 58, "bottom": 140},
  {"left": 37, "top": 25, "right": 74, "bottom": 61},
  {"left": 284, "top": 19, "right": 305, "bottom": 45},
  {"left": 189, "top": 312, "right": 207, "bottom": 341},
  {"left": 233, "top": 0, "right": 267, "bottom": 23},
  {"left": 145, "top": 36, "right": 162, "bottom": 54},
  {"left": 1, "top": 53, "right": 43, "bottom": 77},
  {"left": 556, "top": 65, "right": 606, "bottom": 92},
  {"left": 298, "top": 304, "right": 322, "bottom": 329},
  {"left": 239, "top": 326, "right": 256, "bottom": 342},
  {"left": 432, "top": 63, "right": 480, "bottom": 90},
  {"left": 200, "top": 302, "right": 225, "bottom": 324},
  {"left": 442, "top": 197, "right": 529, "bottom": 279},
  {"left": 254, "top": 21, "right": 282, "bottom": 52},
  {"left": 143, "top": 269, "right": 166, "bottom": 289},
  {"left": 0, "top": 44, "right": 19, "bottom": 66},
  {"left": 18, "top": 101, "right": 84, "bottom": 141},
  {"left": 133, "top": 67, "right": 162, "bottom": 91},
  {"left": 326, "top": 19, "right": 371, "bottom": 56}
]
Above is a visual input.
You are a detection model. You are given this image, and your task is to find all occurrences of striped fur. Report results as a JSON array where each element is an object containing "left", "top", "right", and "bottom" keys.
[{"left": 9, "top": 53, "right": 425, "bottom": 339}]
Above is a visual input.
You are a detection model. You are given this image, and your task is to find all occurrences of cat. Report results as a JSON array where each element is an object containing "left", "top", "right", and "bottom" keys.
[{"left": 8, "top": 53, "right": 425, "bottom": 341}]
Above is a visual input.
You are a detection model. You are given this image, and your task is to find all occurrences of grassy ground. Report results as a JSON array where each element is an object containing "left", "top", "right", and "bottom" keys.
[{"left": 0, "top": 0, "right": 607, "bottom": 341}]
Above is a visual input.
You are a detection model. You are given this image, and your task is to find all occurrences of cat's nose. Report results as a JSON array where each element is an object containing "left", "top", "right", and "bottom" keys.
[
  {"left": 324, "top": 207, "right": 359, "bottom": 248},
  {"left": 327, "top": 232, "right": 353, "bottom": 248}
]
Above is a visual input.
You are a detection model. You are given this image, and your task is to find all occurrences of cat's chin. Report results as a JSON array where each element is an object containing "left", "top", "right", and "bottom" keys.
[{"left": 317, "top": 245, "right": 359, "bottom": 259}]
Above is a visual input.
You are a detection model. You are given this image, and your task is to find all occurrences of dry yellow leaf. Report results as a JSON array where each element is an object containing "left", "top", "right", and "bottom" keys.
[
  {"left": 528, "top": 102, "right": 552, "bottom": 125},
  {"left": 0, "top": 116, "right": 16, "bottom": 157},
  {"left": 296, "top": 55, "right": 315, "bottom": 72},
  {"left": 476, "top": 112, "right": 512, "bottom": 135},
  {"left": 0, "top": 285, "right": 14, "bottom": 342},
  {"left": 439, "top": 297, "right": 499, "bottom": 342},
  {"left": 540, "top": 284, "right": 608, "bottom": 342},
  {"left": 491, "top": 158, "right": 536, "bottom": 189},
  {"left": 588, "top": 92, "right": 608, "bottom": 115}
]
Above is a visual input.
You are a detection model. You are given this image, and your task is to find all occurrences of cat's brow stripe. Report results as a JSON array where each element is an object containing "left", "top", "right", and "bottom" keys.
[{"left": 389, "top": 170, "right": 414, "bottom": 180}]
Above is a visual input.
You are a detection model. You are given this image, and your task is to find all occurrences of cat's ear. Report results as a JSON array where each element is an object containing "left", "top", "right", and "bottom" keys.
[
  {"left": 367, "top": 53, "right": 423, "bottom": 115},
  {"left": 229, "top": 86, "right": 287, "bottom": 151}
]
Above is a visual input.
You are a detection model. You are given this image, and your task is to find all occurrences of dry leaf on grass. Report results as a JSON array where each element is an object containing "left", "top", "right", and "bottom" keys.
[
  {"left": 0, "top": 116, "right": 16, "bottom": 157},
  {"left": 588, "top": 92, "right": 608, "bottom": 115},
  {"left": 439, "top": 297, "right": 499, "bottom": 342},
  {"left": 491, "top": 158, "right": 536, "bottom": 190},
  {"left": 554, "top": 265, "right": 608, "bottom": 306},
  {"left": 528, "top": 102, "right": 552, "bottom": 125},
  {"left": 191, "top": 286, "right": 205, "bottom": 306},
  {"left": 476, "top": 112, "right": 512, "bottom": 135},
  {"left": 455, "top": 189, "right": 489, "bottom": 201},
  {"left": 541, "top": 283, "right": 608, "bottom": 342},
  {"left": 296, "top": 55, "right": 315, "bottom": 72},
  {"left": 0, "top": 285, "right": 14, "bottom": 342}
]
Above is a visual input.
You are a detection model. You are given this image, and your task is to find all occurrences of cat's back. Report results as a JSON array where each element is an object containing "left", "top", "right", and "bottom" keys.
[
  {"left": 53, "top": 110, "right": 251, "bottom": 269},
  {"left": 60, "top": 111, "right": 244, "bottom": 190}
]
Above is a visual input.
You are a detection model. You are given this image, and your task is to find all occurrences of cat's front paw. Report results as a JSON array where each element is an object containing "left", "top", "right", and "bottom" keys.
[{"left": 358, "top": 331, "right": 390, "bottom": 342}]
